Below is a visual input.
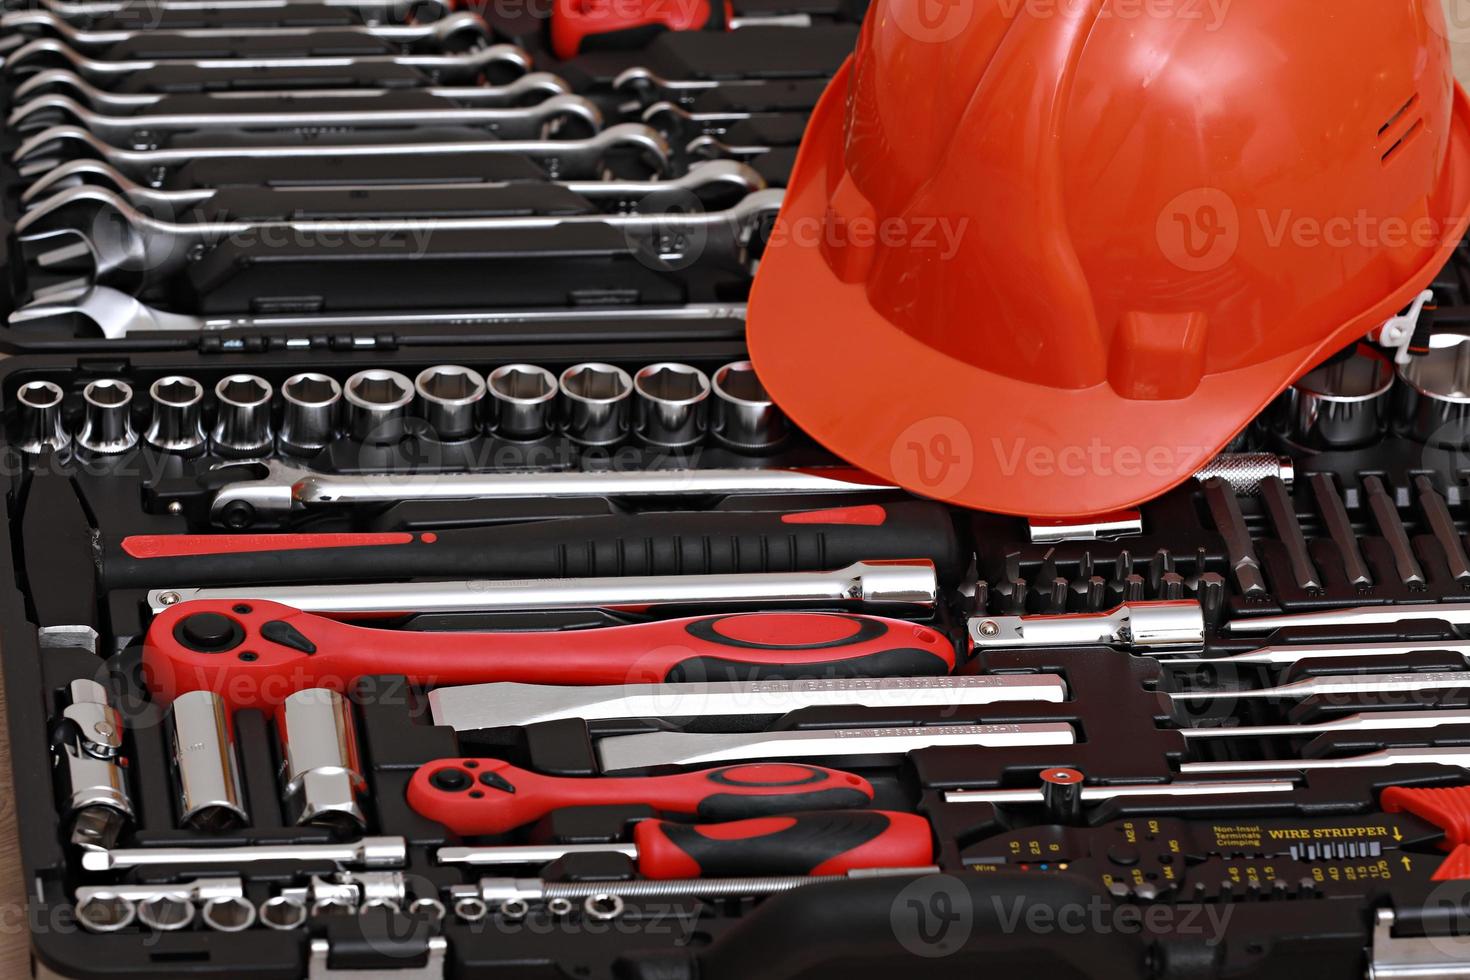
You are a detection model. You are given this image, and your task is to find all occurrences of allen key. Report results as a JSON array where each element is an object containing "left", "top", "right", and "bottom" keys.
[
  {"left": 16, "top": 185, "right": 779, "bottom": 291},
  {"left": 13, "top": 123, "right": 672, "bottom": 181},
  {"left": 0, "top": 9, "right": 493, "bottom": 51},
  {"left": 1363, "top": 475, "right": 1426, "bottom": 589},
  {"left": 1259, "top": 475, "right": 1322, "bottom": 592},
  {"left": 10, "top": 93, "right": 605, "bottom": 143},
  {"left": 1309, "top": 472, "right": 1374, "bottom": 588}
]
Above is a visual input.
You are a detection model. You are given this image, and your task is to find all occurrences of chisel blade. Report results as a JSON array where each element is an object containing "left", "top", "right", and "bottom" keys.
[
  {"left": 428, "top": 674, "right": 1068, "bottom": 730},
  {"left": 596, "top": 722, "right": 1076, "bottom": 771}
]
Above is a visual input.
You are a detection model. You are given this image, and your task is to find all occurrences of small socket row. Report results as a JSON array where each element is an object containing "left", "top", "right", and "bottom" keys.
[
  {"left": 11, "top": 360, "right": 787, "bottom": 456},
  {"left": 76, "top": 891, "right": 446, "bottom": 934}
]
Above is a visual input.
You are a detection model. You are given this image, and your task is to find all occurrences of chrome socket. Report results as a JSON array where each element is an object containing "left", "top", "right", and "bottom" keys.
[
  {"left": 78, "top": 379, "right": 137, "bottom": 455},
  {"left": 487, "top": 364, "right": 557, "bottom": 441},
  {"left": 76, "top": 894, "right": 136, "bottom": 933},
  {"left": 415, "top": 365, "right": 486, "bottom": 441},
  {"left": 201, "top": 896, "right": 257, "bottom": 933},
  {"left": 633, "top": 362, "right": 710, "bottom": 449},
  {"left": 1280, "top": 346, "right": 1394, "bottom": 449},
  {"left": 212, "top": 374, "right": 274, "bottom": 456},
  {"left": 15, "top": 380, "right": 69, "bottom": 454},
  {"left": 559, "top": 362, "right": 632, "bottom": 446},
  {"left": 259, "top": 895, "right": 309, "bottom": 931},
  {"left": 279, "top": 689, "right": 367, "bottom": 831},
  {"left": 137, "top": 895, "right": 196, "bottom": 932},
  {"left": 711, "top": 361, "right": 788, "bottom": 451},
  {"left": 280, "top": 373, "right": 342, "bottom": 456},
  {"left": 343, "top": 369, "right": 414, "bottom": 444},
  {"left": 1397, "top": 344, "right": 1470, "bottom": 448},
  {"left": 145, "top": 376, "right": 206, "bottom": 453},
  {"left": 169, "top": 690, "right": 248, "bottom": 832}
]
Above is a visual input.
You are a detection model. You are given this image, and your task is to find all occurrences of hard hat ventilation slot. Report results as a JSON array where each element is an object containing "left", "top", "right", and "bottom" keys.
[{"left": 1379, "top": 93, "right": 1424, "bottom": 165}]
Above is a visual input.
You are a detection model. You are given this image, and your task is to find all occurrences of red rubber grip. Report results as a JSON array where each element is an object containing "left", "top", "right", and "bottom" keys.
[
  {"left": 142, "top": 600, "right": 955, "bottom": 709},
  {"left": 550, "top": 0, "right": 719, "bottom": 59},
  {"left": 407, "top": 759, "right": 875, "bottom": 834},
  {"left": 631, "top": 810, "right": 934, "bottom": 878}
]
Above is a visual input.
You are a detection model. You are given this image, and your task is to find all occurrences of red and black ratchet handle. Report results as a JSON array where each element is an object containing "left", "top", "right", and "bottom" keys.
[
  {"left": 551, "top": 0, "right": 725, "bottom": 59},
  {"left": 631, "top": 810, "right": 933, "bottom": 877},
  {"left": 409, "top": 759, "right": 875, "bottom": 834},
  {"left": 142, "top": 599, "right": 956, "bottom": 710},
  {"left": 102, "top": 502, "right": 961, "bottom": 589}
]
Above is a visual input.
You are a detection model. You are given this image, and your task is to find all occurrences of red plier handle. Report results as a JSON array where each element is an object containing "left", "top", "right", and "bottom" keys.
[
  {"left": 408, "top": 759, "right": 874, "bottom": 834},
  {"left": 550, "top": 0, "right": 728, "bottom": 59},
  {"left": 142, "top": 599, "right": 955, "bottom": 710}
]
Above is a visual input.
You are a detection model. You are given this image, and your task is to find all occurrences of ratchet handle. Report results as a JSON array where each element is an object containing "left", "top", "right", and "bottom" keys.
[
  {"left": 633, "top": 810, "right": 933, "bottom": 877},
  {"left": 407, "top": 759, "right": 875, "bottom": 835},
  {"left": 142, "top": 600, "right": 955, "bottom": 709},
  {"left": 551, "top": 0, "right": 721, "bottom": 59},
  {"left": 105, "top": 503, "right": 962, "bottom": 588}
]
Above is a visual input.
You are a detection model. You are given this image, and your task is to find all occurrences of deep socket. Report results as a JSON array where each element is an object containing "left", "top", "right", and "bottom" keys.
[
  {"left": 486, "top": 364, "right": 557, "bottom": 440},
  {"left": 145, "top": 376, "right": 206, "bottom": 453},
  {"left": 1397, "top": 343, "right": 1470, "bottom": 447},
  {"left": 78, "top": 379, "right": 137, "bottom": 455},
  {"left": 279, "top": 688, "right": 367, "bottom": 831},
  {"left": 212, "top": 374, "right": 274, "bottom": 456},
  {"left": 201, "top": 896, "right": 256, "bottom": 933},
  {"left": 343, "top": 369, "right": 414, "bottom": 444},
  {"left": 634, "top": 362, "right": 710, "bottom": 449},
  {"left": 279, "top": 373, "right": 341, "bottom": 456},
  {"left": 711, "top": 361, "right": 788, "bottom": 450},
  {"left": 1280, "top": 345, "right": 1393, "bottom": 448},
  {"left": 559, "top": 363, "right": 632, "bottom": 446},
  {"left": 169, "top": 690, "right": 247, "bottom": 832},
  {"left": 15, "top": 380, "right": 69, "bottom": 454},
  {"left": 414, "top": 365, "right": 485, "bottom": 441}
]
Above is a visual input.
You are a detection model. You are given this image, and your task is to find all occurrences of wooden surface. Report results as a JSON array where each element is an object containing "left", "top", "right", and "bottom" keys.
[{"left": 1, "top": 10, "right": 1469, "bottom": 979}]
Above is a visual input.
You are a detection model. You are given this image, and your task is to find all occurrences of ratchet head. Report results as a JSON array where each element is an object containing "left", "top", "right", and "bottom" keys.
[
  {"left": 532, "top": 92, "right": 604, "bottom": 139},
  {"left": 462, "top": 42, "right": 533, "bottom": 83},
  {"left": 591, "top": 122, "right": 673, "bottom": 177},
  {"left": 425, "top": 10, "right": 494, "bottom": 45},
  {"left": 205, "top": 459, "right": 312, "bottom": 528}
]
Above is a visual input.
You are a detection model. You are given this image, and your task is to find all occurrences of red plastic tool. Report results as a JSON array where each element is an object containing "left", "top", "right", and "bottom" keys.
[
  {"left": 142, "top": 600, "right": 955, "bottom": 709},
  {"left": 1383, "top": 784, "right": 1470, "bottom": 881},
  {"left": 408, "top": 759, "right": 874, "bottom": 834},
  {"left": 550, "top": 0, "right": 724, "bottom": 60}
]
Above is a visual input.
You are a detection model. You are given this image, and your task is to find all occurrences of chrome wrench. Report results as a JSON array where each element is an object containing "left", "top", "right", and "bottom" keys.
[
  {"left": 11, "top": 0, "right": 450, "bottom": 22},
  {"left": 1170, "top": 670, "right": 1470, "bottom": 701},
  {"left": 1226, "top": 602, "right": 1470, "bottom": 634},
  {"left": 1182, "top": 745, "right": 1470, "bottom": 775},
  {"left": 147, "top": 559, "right": 940, "bottom": 616},
  {"left": 81, "top": 836, "right": 406, "bottom": 871},
  {"left": 13, "top": 122, "right": 670, "bottom": 180}
]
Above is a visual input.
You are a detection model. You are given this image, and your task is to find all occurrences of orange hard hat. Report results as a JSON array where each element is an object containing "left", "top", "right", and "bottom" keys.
[{"left": 748, "top": 0, "right": 1470, "bottom": 518}]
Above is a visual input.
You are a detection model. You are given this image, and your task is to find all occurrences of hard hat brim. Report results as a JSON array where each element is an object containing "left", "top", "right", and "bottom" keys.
[{"left": 749, "top": 61, "right": 1470, "bottom": 518}]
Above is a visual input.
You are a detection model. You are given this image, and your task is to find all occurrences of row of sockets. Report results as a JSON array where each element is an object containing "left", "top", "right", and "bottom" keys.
[{"left": 12, "top": 360, "right": 789, "bottom": 457}]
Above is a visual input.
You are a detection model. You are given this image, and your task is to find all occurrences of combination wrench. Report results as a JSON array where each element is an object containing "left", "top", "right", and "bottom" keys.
[{"left": 8, "top": 0, "right": 452, "bottom": 23}]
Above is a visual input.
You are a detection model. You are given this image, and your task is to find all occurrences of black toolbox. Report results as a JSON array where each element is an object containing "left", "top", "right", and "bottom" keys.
[{"left": 6, "top": 5, "right": 1470, "bottom": 979}]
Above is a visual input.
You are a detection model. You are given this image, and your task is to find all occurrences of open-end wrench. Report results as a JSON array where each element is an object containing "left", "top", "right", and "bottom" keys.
[
  {"left": 11, "top": 0, "right": 451, "bottom": 23},
  {"left": 944, "top": 775, "right": 1298, "bottom": 805},
  {"left": 12, "top": 67, "right": 572, "bottom": 111},
  {"left": 9, "top": 92, "right": 603, "bottom": 142},
  {"left": 21, "top": 157, "right": 763, "bottom": 212},
  {"left": 1178, "top": 708, "right": 1470, "bottom": 739},
  {"left": 1182, "top": 745, "right": 1470, "bottom": 775},
  {"left": 143, "top": 600, "right": 959, "bottom": 710},
  {"left": 13, "top": 123, "right": 671, "bottom": 181},
  {"left": 146, "top": 560, "right": 940, "bottom": 616},
  {"left": 203, "top": 458, "right": 889, "bottom": 527},
  {"left": 8, "top": 284, "right": 744, "bottom": 338},
  {"left": 0, "top": 9, "right": 491, "bottom": 50},
  {"left": 428, "top": 674, "right": 1067, "bottom": 731},
  {"left": 81, "top": 836, "right": 406, "bottom": 872},
  {"left": 1, "top": 37, "right": 534, "bottom": 82},
  {"left": 1179, "top": 639, "right": 1470, "bottom": 666},
  {"left": 1170, "top": 670, "right": 1470, "bottom": 701}
]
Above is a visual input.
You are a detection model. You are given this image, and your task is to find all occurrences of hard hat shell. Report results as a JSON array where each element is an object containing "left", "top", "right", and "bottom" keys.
[{"left": 748, "top": 0, "right": 1470, "bottom": 517}]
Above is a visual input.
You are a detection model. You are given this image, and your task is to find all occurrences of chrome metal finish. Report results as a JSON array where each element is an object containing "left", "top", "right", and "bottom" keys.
[
  {"left": 710, "top": 360, "right": 786, "bottom": 450},
  {"left": 486, "top": 364, "right": 556, "bottom": 440},
  {"left": 597, "top": 722, "right": 1076, "bottom": 771},
  {"left": 439, "top": 843, "right": 641, "bottom": 867},
  {"left": 967, "top": 600, "right": 1204, "bottom": 651},
  {"left": 169, "top": 690, "right": 247, "bottom": 831},
  {"left": 148, "top": 559, "right": 941, "bottom": 616},
  {"left": 15, "top": 379, "right": 69, "bottom": 453},
  {"left": 414, "top": 365, "right": 485, "bottom": 442},
  {"left": 1192, "top": 453, "right": 1295, "bottom": 495},
  {"left": 259, "top": 896, "right": 309, "bottom": 931},
  {"left": 1178, "top": 709, "right": 1470, "bottom": 740},
  {"left": 56, "top": 679, "right": 131, "bottom": 846},
  {"left": 137, "top": 895, "right": 195, "bottom": 931},
  {"left": 145, "top": 375, "right": 205, "bottom": 452},
  {"left": 77, "top": 378, "right": 135, "bottom": 454},
  {"left": 77, "top": 878, "right": 243, "bottom": 907},
  {"left": 343, "top": 369, "right": 413, "bottom": 444},
  {"left": 944, "top": 780, "right": 1297, "bottom": 804},
  {"left": 211, "top": 374, "right": 273, "bottom": 456},
  {"left": 1170, "top": 671, "right": 1470, "bottom": 701},
  {"left": 1226, "top": 602, "right": 1470, "bottom": 633},
  {"left": 75, "top": 894, "right": 135, "bottom": 933},
  {"left": 1028, "top": 510, "right": 1142, "bottom": 544},
  {"left": 1397, "top": 343, "right": 1470, "bottom": 447},
  {"left": 279, "top": 689, "right": 366, "bottom": 830},
  {"left": 455, "top": 866, "right": 939, "bottom": 905},
  {"left": 1183, "top": 639, "right": 1470, "bottom": 666},
  {"left": 81, "top": 836, "right": 406, "bottom": 871},
  {"left": 279, "top": 373, "right": 341, "bottom": 456},
  {"left": 1182, "top": 746, "right": 1470, "bottom": 775},
  {"left": 1282, "top": 346, "right": 1394, "bottom": 448},
  {"left": 201, "top": 896, "right": 256, "bottom": 932},
  {"left": 429, "top": 673, "right": 1066, "bottom": 731},
  {"left": 559, "top": 362, "right": 631, "bottom": 446},
  {"left": 633, "top": 362, "right": 709, "bottom": 449}
]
